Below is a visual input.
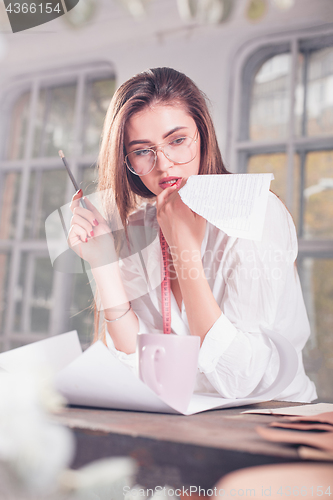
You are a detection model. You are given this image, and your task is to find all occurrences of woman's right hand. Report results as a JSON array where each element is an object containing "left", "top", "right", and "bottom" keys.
[{"left": 68, "top": 189, "right": 116, "bottom": 269}]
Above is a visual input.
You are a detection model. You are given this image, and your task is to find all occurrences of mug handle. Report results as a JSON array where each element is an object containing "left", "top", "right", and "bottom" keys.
[{"left": 140, "top": 345, "right": 166, "bottom": 396}]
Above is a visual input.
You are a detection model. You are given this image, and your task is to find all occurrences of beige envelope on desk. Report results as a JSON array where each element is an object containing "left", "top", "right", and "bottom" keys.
[{"left": 0, "top": 330, "right": 298, "bottom": 416}]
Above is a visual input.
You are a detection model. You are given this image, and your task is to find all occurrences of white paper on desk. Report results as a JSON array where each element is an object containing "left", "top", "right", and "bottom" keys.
[
  {"left": 0, "top": 331, "right": 82, "bottom": 375},
  {"left": 53, "top": 330, "right": 297, "bottom": 415},
  {"left": 55, "top": 331, "right": 298, "bottom": 415},
  {"left": 178, "top": 173, "right": 274, "bottom": 241},
  {"left": 54, "top": 339, "right": 259, "bottom": 415},
  {"left": 241, "top": 403, "right": 333, "bottom": 417},
  {"left": 0, "top": 331, "right": 298, "bottom": 416}
]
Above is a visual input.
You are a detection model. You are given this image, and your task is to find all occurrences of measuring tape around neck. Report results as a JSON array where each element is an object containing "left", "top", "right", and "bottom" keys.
[{"left": 159, "top": 229, "right": 171, "bottom": 334}]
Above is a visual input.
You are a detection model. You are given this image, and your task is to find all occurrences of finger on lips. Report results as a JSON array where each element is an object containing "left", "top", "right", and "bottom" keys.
[
  {"left": 158, "top": 182, "right": 178, "bottom": 203},
  {"left": 165, "top": 186, "right": 181, "bottom": 205}
]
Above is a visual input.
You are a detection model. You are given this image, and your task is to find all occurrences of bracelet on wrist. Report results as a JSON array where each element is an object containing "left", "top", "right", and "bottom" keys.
[{"left": 104, "top": 302, "right": 132, "bottom": 323}]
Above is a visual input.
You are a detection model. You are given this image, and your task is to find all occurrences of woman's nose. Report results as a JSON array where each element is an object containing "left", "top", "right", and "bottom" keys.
[{"left": 155, "top": 149, "right": 174, "bottom": 170}]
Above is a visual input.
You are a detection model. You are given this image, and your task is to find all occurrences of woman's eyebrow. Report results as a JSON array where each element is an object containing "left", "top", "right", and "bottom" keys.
[
  {"left": 162, "top": 126, "right": 188, "bottom": 139},
  {"left": 127, "top": 126, "right": 188, "bottom": 148},
  {"left": 127, "top": 139, "right": 151, "bottom": 147}
]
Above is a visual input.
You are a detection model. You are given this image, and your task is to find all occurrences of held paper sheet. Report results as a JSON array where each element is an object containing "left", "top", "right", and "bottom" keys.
[
  {"left": 178, "top": 173, "right": 274, "bottom": 241},
  {"left": 0, "top": 331, "right": 297, "bottom": 416}
]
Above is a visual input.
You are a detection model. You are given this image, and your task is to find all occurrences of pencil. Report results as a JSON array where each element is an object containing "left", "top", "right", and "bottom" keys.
[{"left": 59, "top": 150, "right": 88, "bottom": 209}]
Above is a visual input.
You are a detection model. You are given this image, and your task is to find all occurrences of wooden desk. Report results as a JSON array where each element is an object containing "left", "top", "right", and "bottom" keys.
[{"left": 52, "top": 401, "right": 310, "bottom": 489}]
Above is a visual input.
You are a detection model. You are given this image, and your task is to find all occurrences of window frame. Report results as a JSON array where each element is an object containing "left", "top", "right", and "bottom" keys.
[
  {"left": 0, "top": 62, "right": 115, "bottom": 350},
  {"left": 227, "top": 25, "right": 333, "bottom": 397},
  {"left": 227, "top": 25, "right": 333, "bottom": 258}
]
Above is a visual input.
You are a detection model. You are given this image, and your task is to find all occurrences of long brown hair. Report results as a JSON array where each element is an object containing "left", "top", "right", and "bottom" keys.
[
  {"left": 94, "top": 67, "right": 230, "bottom": 342},
  {"left": 98, "top": 67, "right": 229, "bottom": 227}
]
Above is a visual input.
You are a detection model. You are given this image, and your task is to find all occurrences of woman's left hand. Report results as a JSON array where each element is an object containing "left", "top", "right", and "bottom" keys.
[{"left": 156, "top": 181, "right": 206, "bottom": 254}]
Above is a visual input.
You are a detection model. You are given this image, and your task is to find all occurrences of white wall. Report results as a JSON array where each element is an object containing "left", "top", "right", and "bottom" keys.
[{"left": 0, "top": 0, "right": 332, "bottom": 156}]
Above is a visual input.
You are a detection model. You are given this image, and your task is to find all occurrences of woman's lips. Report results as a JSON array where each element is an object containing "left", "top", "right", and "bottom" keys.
[{"left": 159, "top": 177, "right": 182, "bottom": 190}]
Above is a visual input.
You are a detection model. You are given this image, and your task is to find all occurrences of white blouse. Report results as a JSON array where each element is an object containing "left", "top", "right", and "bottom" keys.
[{"left": 105, "top": 192, "right": 317, "bottom": 403}]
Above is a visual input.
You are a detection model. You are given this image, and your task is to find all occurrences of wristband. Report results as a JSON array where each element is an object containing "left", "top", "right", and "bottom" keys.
[{"left": 104, "top": 302, "right": 132, "bottom": 323}]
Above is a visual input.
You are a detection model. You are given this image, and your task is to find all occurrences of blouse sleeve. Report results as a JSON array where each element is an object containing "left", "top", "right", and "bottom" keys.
[{"left": 197, "top": 193, "right": 312, "bottom": 400}]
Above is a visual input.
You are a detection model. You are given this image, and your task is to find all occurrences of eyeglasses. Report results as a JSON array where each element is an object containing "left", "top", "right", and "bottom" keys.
[{"left": 125, "top": 130, "right": 199, "bottom": 176}]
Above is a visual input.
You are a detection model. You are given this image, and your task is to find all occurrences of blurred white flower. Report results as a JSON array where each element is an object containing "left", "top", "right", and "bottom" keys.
[
  {"left": 0, "top": 369, "right": 145, "bottom": 500},
  {"left": 0, "top": 371, "right": 75, "bottom": 493}
]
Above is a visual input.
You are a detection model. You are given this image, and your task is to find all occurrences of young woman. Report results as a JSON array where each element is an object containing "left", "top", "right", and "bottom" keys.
[{"left": 69, "top": 67, "right": 316, "bottom": 402}]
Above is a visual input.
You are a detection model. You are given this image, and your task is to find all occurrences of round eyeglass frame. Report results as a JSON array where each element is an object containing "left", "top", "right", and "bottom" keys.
[{"left": 124, "top": 129, "right": 199, "bottom": 177}]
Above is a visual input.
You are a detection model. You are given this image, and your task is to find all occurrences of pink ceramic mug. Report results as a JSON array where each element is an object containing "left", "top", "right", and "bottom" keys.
[{"left": 138, "top": 333, "right": 200, "bottom": 412}]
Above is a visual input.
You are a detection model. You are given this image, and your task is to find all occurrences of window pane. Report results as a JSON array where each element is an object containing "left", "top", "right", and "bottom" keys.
[
  {"left": 83, "top": 79, "right": 115, "bottom": 155},
  {"left": 303, "top": 151, "right": 333, "bottom": 240},
  {"left": 13, "top": 251, "right": 27, "bottom": 332},
  {"left": 0, "top": 172, "right": 21, "bottom": 240},
  {"left": 0, "top": 253, "right": 11, "bottom": 335},
  {"left": 247, "top": 153, "right": 300, "bottom": 228},
  {"left": 33, "top": 85, "right": 76, "bottom": 158},
  {"left": 6, "top": 91, "right": 30, "bottom": 160},
  {"left": 24, "top": 169, "right": 68, "bottom": 239},
  {"left": 250, "top": 54, "right": 290, "bottom": 141},
  {"left": 14, "top": 253, "right": 53, "bottom": 334},
  {"left": 307, "top": 47, "right": 333, "bottom": 137},
  {"left": 299, "top": 258, "right": 333, "bottom": 401},
  {"left": 23, "top": 170, "right": 36, "bottom": 239},
  {"left": 31, "top": 256, "right": 53, "bottom": 333},
  {"left": 68, "top": 273, "right": 94, "bottom": 348},
  {"left": 295, "top": 52, "right": 306, "bottom": 137}
]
